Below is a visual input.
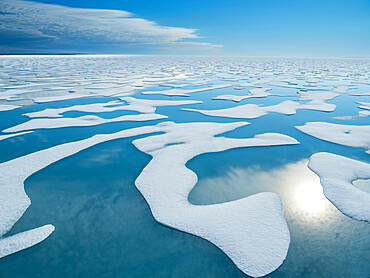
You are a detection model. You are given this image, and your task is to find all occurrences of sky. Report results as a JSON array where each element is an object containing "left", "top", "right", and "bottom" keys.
[{"left": 0, "top": 0, "right": 369, "bottom": 57}]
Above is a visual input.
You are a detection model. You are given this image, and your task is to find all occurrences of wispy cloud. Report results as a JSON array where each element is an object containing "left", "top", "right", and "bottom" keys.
[{"left": 0, "top": 0, "right": 222, "bottom": 53}]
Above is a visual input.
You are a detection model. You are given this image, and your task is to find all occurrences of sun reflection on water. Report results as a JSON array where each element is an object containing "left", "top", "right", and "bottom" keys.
[
  {"left": 190, "top": 159, "right": 333, "bottom": 220},
  {"left": 294, "top": 181, "right": 327, "bottom": 214}
]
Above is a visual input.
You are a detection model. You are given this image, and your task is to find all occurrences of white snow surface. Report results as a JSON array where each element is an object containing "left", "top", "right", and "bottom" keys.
[
  {"left": 0, "top": 225, "right": 54, "bottom": 258},
  {"left": 308, "top": 152, "right": 370, "bottom": 222},
  {"left": 357, "top": 102, "right": 370, "bottom": 110},
  {"left": 132, "top": 121, "right": 299, "bottom": 277},
  {"left": 0, "top": 105, "right": 21, "bottom": 112},
  {"left": 141, "top": 84, "right": 232, "bottom": 96},
  {"left": 0, "top": 131, "right": 33, "bottom": 142},
  {"left": 270, "top": 83, "right": 305, "bottom": 89},
  {"left": 24, "top": 100, "right": 126, "bottom": 118},
  {"left": 119, "top": 97, "right": 202, "bottom": 113},
  {"left": 24, "top": 98, "right": 201, "bottom": 118},
  {"left": 33, "top": 94, "right": 92, "bottom": 103},
  {"left": 350, "top": 92, "right": 370, "bottom": 96},
  {"left": 3, "top": 113, "right": 166, "bottom": 133},
  {"left": 296, "top": 122, "right": 370, "bottom": 154},
  {"left": 183, "top": 100, "right": 335, "bottom": 119},
  {"left": 213, "top": 88, "right": 272, "bottom": 102},
  {"left": 297, "top": 90, "right": 339, "bottom": 101}
]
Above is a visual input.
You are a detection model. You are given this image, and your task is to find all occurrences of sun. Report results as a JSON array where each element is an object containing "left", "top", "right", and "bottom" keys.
[{"left": 294, "top": 181, "right": 327, "bottom": 213}]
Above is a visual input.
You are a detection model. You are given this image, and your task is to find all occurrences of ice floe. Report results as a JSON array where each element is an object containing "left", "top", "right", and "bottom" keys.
[
  {"left": 332, "top": 84, "right": 351, "bottom": 94},
  {"left": 213, "top": 88, "right": 272, "bottom": 102},
  {"left": 183, "top": 100, "right": 335, "bottom": 119},
  {"left": 32, "top": 94, "right": 92, "bottom": 103},
  {"left": 296, "top": 122, "right": 370, "bottom": 154},
  {"left": 297, "top": 90, "right": 339, "bottom": 101},
  {"left": 24, "top": 101, "right": 126, "bottom": 118},
  {"left": 0, "top": 225, "right": 55, "bottom": 258},
  {"left": 24, "top": 98, "right": 201, "bottom": 118},
  {"left": 0, "top": 105, "right": 21, "bottom": 112},
  {"left": 119, "top": 97, "right": 202, "bottom": 113},
  {"left": 270, "top": 83, "right": 305, "bottom": 90},
  {"left": 133, "top": 121, "right": 299, "bottom": 277},
  {"left": 159, "top": 80, "right": 213, "bottom": 88},
  {"left": 141, "top": 84, "right": 232, "bottom": 96},
  {"left": 237, "top": 82, "right": 261, "bottom": 88},
  {"left": 357, "top": 102, "right": 370, "bottom": 110},
  {"left": 350, "top": 92, "right": 370, "bottom": 96},
  {"left": 308, "top": 152, "right": 370, "bottom": 222},
  {"left": 0, "top": 131, "right": 33, "bottom": 142},
  {"left": 3, "top": 113, "right": 166, "bottom": 133}
]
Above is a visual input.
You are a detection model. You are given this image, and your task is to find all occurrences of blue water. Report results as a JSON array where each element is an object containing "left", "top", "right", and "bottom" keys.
[{"left": 0, "top": 61, "right": 369, "bottom": 277}]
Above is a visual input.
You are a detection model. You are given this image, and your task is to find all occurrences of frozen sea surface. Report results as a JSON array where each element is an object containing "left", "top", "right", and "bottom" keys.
[{"left": 0, "top": 55, "right": 369, "bottom": 277}]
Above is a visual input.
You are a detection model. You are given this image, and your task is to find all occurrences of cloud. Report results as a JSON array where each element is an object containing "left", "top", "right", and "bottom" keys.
[{"left": 0, "top": 0, "right": 222, "bottom": 53}]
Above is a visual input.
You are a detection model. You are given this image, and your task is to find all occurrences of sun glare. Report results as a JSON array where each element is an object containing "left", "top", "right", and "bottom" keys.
[{"left": 294, "top": 181, "right": 327, "bottom": 213}]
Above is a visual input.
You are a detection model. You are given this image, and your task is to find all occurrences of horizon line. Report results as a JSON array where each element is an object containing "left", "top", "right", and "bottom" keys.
[{"left": 1, "top": 53, "right": 369, "bottom": 60}]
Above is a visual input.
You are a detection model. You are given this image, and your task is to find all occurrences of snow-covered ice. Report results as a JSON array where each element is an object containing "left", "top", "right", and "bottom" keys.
[
  {"left": 33, "top": 94, "right": 92, "bottom": 103},
  {"left": 141, "top": 84, "right": 232, "bottom": 96},
  {"left": 3, "top": 113, "right": 166, "bottom": 133},
  {"left": 183, "top": 100, "right": 335, "bottom": 119},
  {"left": 308, "top": 152, "right": 370, "bottom": 222},
  {"left": 0, "top": 131, "right": 33, "bottom": 142},
  {"left": 0, "top": 225, "right": 54, "bottom": 258},
  {"left": 133, "top": 121, "right": 299, "bottom": 277},
  {"left": 0, "top": 105, "right": 21, "bottom": 112},
  {"left": 296, "top": 122, "right": 370, "bottom": 154},
  {"left": 119, "top": 97, "right": 202, "bottom": 113},
  {"left": 297, "top": 90, "right": 339, "bottom": 101},
  {"left": 213, "top": 88, "right": 272, "bottom": 102},
  {"left": 357, "top": 102, "right": 370, "bottom": 110},
  {"left": 24, "top": 98, "right": 201, "bottom": 118}
]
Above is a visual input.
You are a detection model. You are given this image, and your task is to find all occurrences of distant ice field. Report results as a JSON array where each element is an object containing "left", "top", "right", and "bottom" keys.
[{"left": 0, "top": 55, "right": 369, "bottom": 278}]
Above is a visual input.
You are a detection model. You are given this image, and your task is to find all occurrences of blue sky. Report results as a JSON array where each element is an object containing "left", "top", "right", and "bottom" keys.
[{"left": 1, "top": 0, "right": 369, "bottom": 57}]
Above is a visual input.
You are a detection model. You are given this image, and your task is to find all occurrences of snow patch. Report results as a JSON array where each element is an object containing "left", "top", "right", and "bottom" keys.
[
  {"left": 296, "top": 122, "right": 370, "bottom": 154},
  {"left": 133, "top": 121, "right": 299, "bottom": 277},
  {"left": 213, "top": 88, "right": 272, "bottom": 102},
  {"left": 141, "top": 84, "right": 232, "bottom": 96},
  {"left": 308, "top": 152, "right": 370, "bottom": 222},
  {"left": 0, "top": 225, "right": 54, "bottom": 258},
  {"left": 24, "top": 98, "right": 201, "bottom": 118},
  {"left": 0, "top": 105, "right": 21, "bottom": 112},
  {"left": 3, "top": 113, "right": 166, "bottom": 133},
  {"left": 0, "top": 131, "right": 33, "bottom": 142},
  {"left": 183, "top": 100, "right": 335, "bottom": 119}
]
